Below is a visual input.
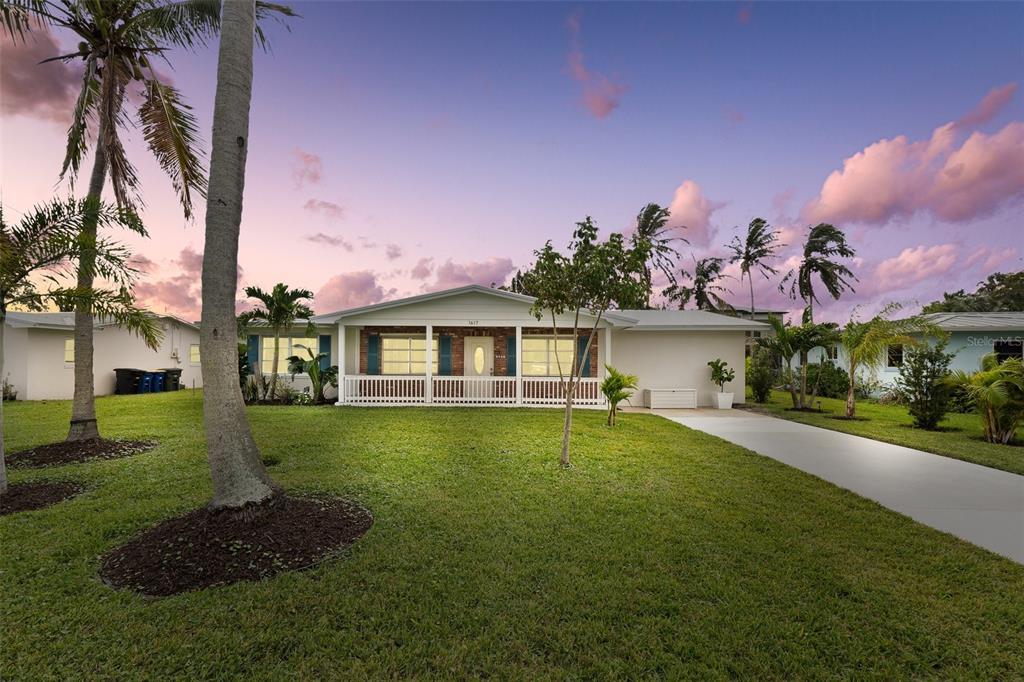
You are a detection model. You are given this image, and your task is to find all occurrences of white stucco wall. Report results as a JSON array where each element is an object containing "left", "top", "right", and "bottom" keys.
[
  {"left": 5, "top": 319, "right": 202, "bottom": 401},
  {"left": 610, "top": 329, "right": 747, "bottom": 407}
]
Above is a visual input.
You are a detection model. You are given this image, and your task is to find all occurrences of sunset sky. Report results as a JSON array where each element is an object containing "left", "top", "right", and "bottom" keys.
[{"left": 2, "top": 1, "right": 1022, "bottom": 322}]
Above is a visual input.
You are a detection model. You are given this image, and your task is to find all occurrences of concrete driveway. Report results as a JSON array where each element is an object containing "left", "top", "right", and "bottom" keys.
[{"left": 655, "top": 408, "right": 1024, "bottom": 564}]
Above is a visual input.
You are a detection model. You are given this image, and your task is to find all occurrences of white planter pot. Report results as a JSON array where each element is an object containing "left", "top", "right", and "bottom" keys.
[{"left": 715, "top": 392, "right": 734, "bottom": 409}]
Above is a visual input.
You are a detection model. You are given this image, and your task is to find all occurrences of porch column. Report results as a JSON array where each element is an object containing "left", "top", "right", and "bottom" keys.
[
  {"left": 335, "top": 322, "right": 346, "bottom": 406},
  {"left": 515, "top": 324, "right": 523, "bottom": 406},
  {"left": 425, "top": 324, "right": 433, "bottom": 404}
]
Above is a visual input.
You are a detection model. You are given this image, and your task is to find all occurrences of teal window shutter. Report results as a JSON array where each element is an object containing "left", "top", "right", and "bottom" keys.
[
  {"left": 506, "top": 335, "right": 516, "bottom": 376},
  {"left": 246, "top": 335, "right": 259, "bottom": 374},
  {"left": 439, "top": 335, "right": 452, "bottom": 375},
  {"left": 577, "top": 335, "right": 591, "bottom": 377},
  {"left": 367, "top": 334, "right": 381, "bottom": 375},
  {"left": 318, "top": 334, "right": 331, "bottom": 371}
]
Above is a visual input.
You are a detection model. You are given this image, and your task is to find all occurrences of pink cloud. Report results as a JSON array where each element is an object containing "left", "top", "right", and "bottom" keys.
[
  {"left": 385, "top": 243, "right": 403, "bottom": 260},
  {"left": 292, "top": 148, "right": 323, "bottom": 188},
  {"left": 304, "top": 232, "right": 353, "bottom": 250},
  {"left": 315, "top": 271, "right": 386, "bottom": 313},
  {"left": 802, "top": 118, "right": 1024, "bottom": 226},
  {"left": 566, "top": 12, "right": 628, "bottom": 119},
  {"left": 737, "top": 4, "right": 753, "bottom": 25},
  {"left": 132, "top": 247, "right": 247, "bottom": 320},
  {"left": 723, "top": 108, "right": 746, "bottom": 124},
  {"left": 668, "top": 180, "right": 725, "bottom": 246},
  {"left": 410, "top": 257, "right": 433, "bottom": 280},
  {"left": 127, "top": 254, "right": 157, "bottom": 274},
  {"left": 874, "top": 244, "right": 958, "bottom": 290},
  {"left": 0, "top": 29, "right": 81, "bottom": 123},
  {"left": 424, "top": 257, "right": 516, "bottom": 292},
  {"left": 303, "top": 198, "right": 344, "bottom": 220},
  {"left": 954, "top": 82, "right": 1018, "bottom": 130}
]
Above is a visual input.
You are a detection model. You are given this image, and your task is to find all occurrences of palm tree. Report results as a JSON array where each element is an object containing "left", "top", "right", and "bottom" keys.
[
  {"left": 630, "top": 203, "right": 682, "bottom": 309},
  {"left": 791, "top": 322, "right": 840, "bottom": 409},
  {"left": 1, "top": 0, "right": 294, "bottom": 442},
  {"left": 664, "top": 257, "right": 733, "bottom": 312},
  {"left": 600, "top": 364, "right": 639, "bottom": 426},
  {"left": 946, "top": 355, "right": 1024, "bottom": 444},
  {"left": 200, "top": 0, "right": 279, "bottom": 509},
  {"left": 757, "top": 315, "right": 799, "bottom": 408},
  {"left": 727, "top": 217, "right": 782, "bottom": 319},
  {"left": 838, "top": 304, "right": 935, "bottom": 418},
  {"left": 781, "top": 223, "right": 857, "bottom": 323},
  {"left": 238, "top": 284, "right": 314, "bottom": 401},
  {"left": 1, "top": 199, "right": 161, "bottom": 494}
]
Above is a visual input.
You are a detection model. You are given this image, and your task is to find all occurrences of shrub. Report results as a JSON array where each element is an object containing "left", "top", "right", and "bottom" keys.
[
  {"left": 600, "top": 364, "right": 638, "bottom": 426},
  {"left": 948, "top": 384, "right": 977, "bottom": 413},
  {"left": 805, "top": 361, "right": 849, "bottom": 399},
  {"left": 895, "top": 340, "right": 954, "bottom": 430},
  {"left": 746, "top": 353, "right": 775, "bottom": 403},
  {"left": 947, "top": 354, "right": 1024, "bottom": 444}
]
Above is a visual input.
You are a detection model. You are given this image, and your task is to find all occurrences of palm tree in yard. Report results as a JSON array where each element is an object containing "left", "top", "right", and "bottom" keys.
[
  {"left": 200, "top": 0, "right": 284, "bottom": 508},
  {"left": 238, "top": 284, "right": 315, "bottom": 401},
  {"left": 781, "top": 223, "right": 857, "bottom": 323},
  {"left": 757, "top": 315, "right": 799, "bottom": 408},
  {"left": 0, "top": 0, "right": 293, "bottom": 442},
  {"left": 1, "top": 199, "right": 161, "bottom": 494},
  {"left": 727, "top": 217, "right": 782, "bottom": 320},
  {"left": 630, "top": 203, "right": 682, "bottom": 309},
  {"left": 838, "top": 304, "right": 936, "bottom": 418},
  {"left": 665, "top": 257, "right": 733, "bottom": 312}
]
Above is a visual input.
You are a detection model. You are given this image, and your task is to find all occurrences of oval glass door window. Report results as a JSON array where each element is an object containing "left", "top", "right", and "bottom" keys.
[{"left": 473, "top": 346, "right": 485, "bottom": 374}]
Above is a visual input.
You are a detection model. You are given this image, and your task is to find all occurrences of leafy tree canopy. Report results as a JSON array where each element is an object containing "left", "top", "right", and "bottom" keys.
[{"left": 921, "top": 271, "right": 1024, "bottom": 313}]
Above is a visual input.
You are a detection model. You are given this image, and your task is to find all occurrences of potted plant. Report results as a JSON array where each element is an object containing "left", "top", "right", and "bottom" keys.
[{"left": 708, "top": 358, "right": 736, "bottom": 409}]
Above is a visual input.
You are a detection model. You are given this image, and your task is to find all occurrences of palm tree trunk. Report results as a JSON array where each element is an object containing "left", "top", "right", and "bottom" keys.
[
  {"left": 748, "top": 274, "right": 755, "bottom": 320},
  {"left": 786, "top": 359, "right": 798, "bottom": 408},
  {"left": 1, "top": 313, "right": 7, "bottom": 495},
  {"left": 200, "top": 0, "right": 277, "bottom": 509},
  {"left": 269, "top": 331, "right": 280, "bottom": 400},
  {"left": 845, "top": 361, "right": 857, "bottom": 417},
  {"left": 66, "top": 134, "right": 110, "bottom": 442},
  {"left": 799, "top": 350, "right": 809, "bottom": 409}
]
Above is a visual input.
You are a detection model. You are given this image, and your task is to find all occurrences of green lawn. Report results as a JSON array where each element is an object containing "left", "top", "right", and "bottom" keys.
[
  {"left": 3, "top": 391, "right": 1023, "bottom": 679},
  {"left": 746, "top": 390, "right": 1024, "bottom": 476}
]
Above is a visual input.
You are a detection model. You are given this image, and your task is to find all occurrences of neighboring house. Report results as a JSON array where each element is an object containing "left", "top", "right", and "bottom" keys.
[
  {"left": 801, "top": 311, "right": 1024, "bottom": 386},
  {"left": 243, "top": 285, "right": 768, "bottom": 408},
  {"left": 3, "top": 312, "right": 202, "bottom": 400}
]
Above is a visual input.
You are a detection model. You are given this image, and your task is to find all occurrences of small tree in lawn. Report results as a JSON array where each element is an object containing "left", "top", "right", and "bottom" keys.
[
  {"left": 601, "top": 365, "right": 638, "bottom": 426},
  {"left": 525, "top": 217, "right": 643, "bottom": 466},
  {"left": 895, "top": 338, "right": 955, "bottom": 430},
  {"left": 757, "top": 315, "right": 799, "bottom": 408},
  {"left": 287, "top": 345, "right": 338, "bottom": 405},
  {"left": 0, "top": 199, "right": 161, "bottom": 494},
  {"left": 238, "top": 283, "right": 314, "bottom": 402}
]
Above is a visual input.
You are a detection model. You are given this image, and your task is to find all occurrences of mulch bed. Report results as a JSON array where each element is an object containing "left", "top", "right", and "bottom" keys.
[
  {"left": 99, "top": 496, "right": 373, "bottom": 597},
  {"left": 0, "top": 481, "right": 83, "bottom": 516},
  {"left": 7, "top": 439, "right": 155, "bottom": 468},
  {"left": 828, "top": 415, "right": 871, "bottom": 422}
]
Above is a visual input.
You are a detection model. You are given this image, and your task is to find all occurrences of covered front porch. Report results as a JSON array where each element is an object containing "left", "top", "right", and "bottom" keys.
[{"left": 335, "top": 323, "right": 608, "bottom": 407}]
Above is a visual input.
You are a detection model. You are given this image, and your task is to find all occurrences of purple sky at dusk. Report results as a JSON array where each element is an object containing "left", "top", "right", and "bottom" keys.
[{"left": 2, "top": 1, "right": 1022, "bottom": 323}]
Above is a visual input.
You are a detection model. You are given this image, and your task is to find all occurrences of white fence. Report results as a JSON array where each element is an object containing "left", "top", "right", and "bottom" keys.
[{"left": 341, "top": 375, "right": 604, "bottom": 407}]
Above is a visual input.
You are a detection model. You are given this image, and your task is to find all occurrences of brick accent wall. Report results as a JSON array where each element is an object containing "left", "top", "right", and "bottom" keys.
[{"left": 359, "top": 326, "right": 598, "bottom": 376}]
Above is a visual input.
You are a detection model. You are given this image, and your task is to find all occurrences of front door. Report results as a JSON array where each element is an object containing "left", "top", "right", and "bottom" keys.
[{"left": 464, "top": 336, "right": 494, "bottom": 377}]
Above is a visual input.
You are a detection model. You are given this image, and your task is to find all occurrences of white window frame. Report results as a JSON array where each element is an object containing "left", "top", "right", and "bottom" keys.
[
  {"left": 63, "top": 338, "right": 75, "bottom": 368},
  {"left": 189, "top": 343, "right": 201, "bottom": 366},
  {"left": 380, "top": 334, "right": 439, "bottom": 376},
  {"left": 521, "top": 336, "right": 577, "bottom": 377},
  {"left": 261, "top": 336, "right": 319, "bottom": 376}
]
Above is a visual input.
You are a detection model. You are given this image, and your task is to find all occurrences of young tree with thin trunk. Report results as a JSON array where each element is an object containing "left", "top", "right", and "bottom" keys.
[
  {"left": 0, "top": 199, "right": 160, "bottom": 494},
  {"left": 238, "top": 283, "right": 314, "bottom": 401},
  {"left": 200, "top": 0, "right": 278, "bottom": 509},
  {"left": 522, "top": 218, "right": 642, "bottom": 466},
  {"left": 727, "top": 217, "right": 782, "bottom": 320}
]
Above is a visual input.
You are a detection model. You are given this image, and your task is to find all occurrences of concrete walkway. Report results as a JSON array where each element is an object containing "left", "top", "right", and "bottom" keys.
[{"left": 655, "top": 408, "right": 1024, "bottom": 564}]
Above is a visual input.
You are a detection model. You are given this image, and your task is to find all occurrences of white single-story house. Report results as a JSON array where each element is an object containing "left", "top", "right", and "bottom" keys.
[
  {"left": 245, "top": 285, "right": 768, "bottom": 408},
  {"left": 800, "top": 311, "right": 1024, "bottom": 386},
  {"left": 3, "top": 312, "right": 202, "bottom": 400}
]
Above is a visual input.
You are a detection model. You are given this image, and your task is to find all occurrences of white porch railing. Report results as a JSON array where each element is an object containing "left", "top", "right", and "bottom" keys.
[
  {"left": 522, "top": 377, "right": 603, "bottom": 406},
  {"left": 341, "top": 375, "right": 604, "bottom": 407}
]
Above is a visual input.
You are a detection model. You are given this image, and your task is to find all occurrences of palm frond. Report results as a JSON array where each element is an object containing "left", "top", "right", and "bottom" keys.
[{"left": 139, "top": 77, "right": 207, "bottom": 219}]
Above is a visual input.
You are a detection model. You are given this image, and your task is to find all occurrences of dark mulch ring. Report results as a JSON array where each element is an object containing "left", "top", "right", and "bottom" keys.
[
  {"left": 828, "top": 415, "right": 870, "bottom": 421},
  {"left": 785, "top": 407, "right": 829, "bottom": 414},
  {"left": 7, "top": 438, "right": 155, "bottom": 468},
  {"left": 0, "top": 481, "right": 83, "bottom": 516},
  {"left": 99, "top": 495, "right": 374, "bottom": 597}
]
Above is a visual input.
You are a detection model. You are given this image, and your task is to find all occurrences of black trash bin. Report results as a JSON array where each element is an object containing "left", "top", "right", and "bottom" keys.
[
  {"left": 161, "top": 368, "right": 183, "bottom": 391},
  {"left": 114, "top": 368, "right": 145, "bottom": 395}
]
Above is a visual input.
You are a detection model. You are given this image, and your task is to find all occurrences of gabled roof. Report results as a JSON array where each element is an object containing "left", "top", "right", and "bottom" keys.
[
  {"left": 4, "top": 311, "right": 198, "bottom": 331},
  {"left": 311, "top": 284, "right": 768, "bottom": 331},
  {"left": 921, "top": 311, "right": 1024, "bottom": 332}
]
